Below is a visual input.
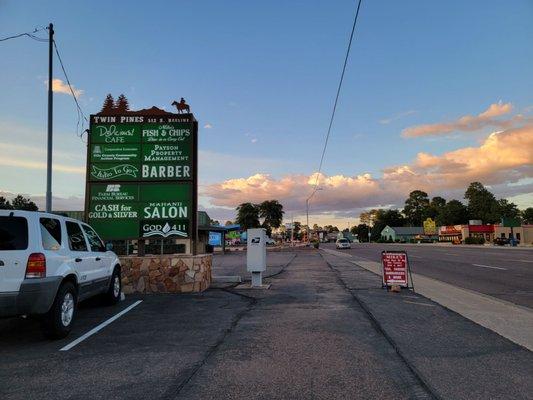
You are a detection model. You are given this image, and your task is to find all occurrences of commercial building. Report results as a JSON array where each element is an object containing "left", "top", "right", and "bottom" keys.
[
  {"left": 380, "top": 226, "right": 425, "bottom": 242},
  {"left": 438, "top": 223, "right": 494, "bottom": 243},
  {"left": 494, "top": 224, "right": 533, "bottom": 246}
]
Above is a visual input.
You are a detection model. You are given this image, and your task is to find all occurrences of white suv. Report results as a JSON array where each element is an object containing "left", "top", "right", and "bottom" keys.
[{"left": 0, "top": 210, "right": 121, "bottom": 338}]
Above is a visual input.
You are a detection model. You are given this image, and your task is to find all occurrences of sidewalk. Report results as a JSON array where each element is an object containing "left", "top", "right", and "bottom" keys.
[{"left": 321, "top": 247, "right": 533, "bottom": 351}]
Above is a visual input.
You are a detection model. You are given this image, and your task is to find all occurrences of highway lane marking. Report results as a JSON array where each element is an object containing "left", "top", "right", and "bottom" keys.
[
  {"left": 60, "top": 300, "right": 143, "bottom": 351},
  {"left": 409, "top": 255, "right": 422, "bottom": 258},
  {"left": 444, "top": 253, "right": 459, "bottom": 256},
  {"left": 472, "top": 264, "right": 507, "bottom": 271},
  {"left": 509, "top": 259, "right": 533, "bottom": 263}
]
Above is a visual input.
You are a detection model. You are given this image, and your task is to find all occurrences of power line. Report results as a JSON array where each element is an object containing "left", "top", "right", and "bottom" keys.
[
  {"left": 0, "top": 27, "right": 48, "bottom": 42},
  {"left": 53, "top": 39, "right": 88, "bottom": 138},
  {"left": 311, "top": 0, "right": 364, "bottom": 194}
]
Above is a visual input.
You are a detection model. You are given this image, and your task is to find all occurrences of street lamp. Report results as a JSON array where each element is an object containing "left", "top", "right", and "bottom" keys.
[{"left": 306, "top": 187, "right": 323, "bottom": 244}]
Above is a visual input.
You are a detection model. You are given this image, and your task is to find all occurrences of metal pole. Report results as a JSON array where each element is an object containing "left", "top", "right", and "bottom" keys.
[
  {"left": 45, "top": 23, "right": 54, "bottom": 212},
  {"left": 306, "top": 198, "right": 309, "bottom": 245}
]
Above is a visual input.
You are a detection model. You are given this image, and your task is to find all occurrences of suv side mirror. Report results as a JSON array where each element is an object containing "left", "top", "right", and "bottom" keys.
[{"left": 105, "top": 242, "right": 114, "bottom": 251}]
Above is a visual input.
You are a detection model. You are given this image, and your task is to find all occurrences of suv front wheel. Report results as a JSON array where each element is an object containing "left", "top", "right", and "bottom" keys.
[
  {"left": 42, "top": 281, "right": 77, "bottom": 339},
  {"left": 104, "top": 268, "right": 121, "bottom": 305}
]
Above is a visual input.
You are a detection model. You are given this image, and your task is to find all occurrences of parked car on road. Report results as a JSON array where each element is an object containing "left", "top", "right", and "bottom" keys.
[
  {"left": 0, "top": 210, "right": 121, "bottom": 338},
  {"left": 336, "top": 238, "right": 351, "bottom": 249},
  {"left": 493, "top": 237, "right": 509, "bottom": 246},
  {"left": 265, "top": 237, "right": 276, "bottom": 246}
]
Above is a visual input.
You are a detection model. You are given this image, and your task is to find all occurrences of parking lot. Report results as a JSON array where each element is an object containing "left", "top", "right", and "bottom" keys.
[
  {"left": 0, "top": 289, "right": 251, "bottom": 399},
  {"left": 1, "top": 248, "right": 533, "bottom": 400}
]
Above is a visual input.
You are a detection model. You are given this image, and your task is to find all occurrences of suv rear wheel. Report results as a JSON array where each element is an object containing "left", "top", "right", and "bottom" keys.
[
  {"left": 42, "top": 281, "right": 77, "bottom": 339},
  {"left": 104, "top": 268, "right": 121, "bottom": 305}
]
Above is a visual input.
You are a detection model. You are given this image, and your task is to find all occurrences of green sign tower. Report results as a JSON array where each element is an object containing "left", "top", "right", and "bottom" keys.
[{"left": 85, "top": 109, "right": 198, "bottom": 255}]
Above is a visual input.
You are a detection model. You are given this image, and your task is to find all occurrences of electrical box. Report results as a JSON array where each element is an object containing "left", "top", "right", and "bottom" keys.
[{"left": 247, "top": 228, "right": 266, "bottom": 272}]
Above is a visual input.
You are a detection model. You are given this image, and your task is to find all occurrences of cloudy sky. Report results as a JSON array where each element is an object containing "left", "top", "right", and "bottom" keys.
[{"left": 1, "top": 1, "right": 532, "bottom": 227}]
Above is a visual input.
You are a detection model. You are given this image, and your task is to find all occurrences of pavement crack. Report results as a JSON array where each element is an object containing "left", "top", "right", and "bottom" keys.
[
  {"left": 320, "top": 252, "right": 441, "bottom": 400},
  {"left": 168, "top": 292, "right": 256, "bottom": 399}
]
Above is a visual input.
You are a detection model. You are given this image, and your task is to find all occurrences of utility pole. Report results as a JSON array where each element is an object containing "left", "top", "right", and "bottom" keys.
[
  {"left": 305, "top": 187, "right": 323, "bottom": 245},
  {"left": 45, "top": 23, "right": 54, "bottom": 212}
]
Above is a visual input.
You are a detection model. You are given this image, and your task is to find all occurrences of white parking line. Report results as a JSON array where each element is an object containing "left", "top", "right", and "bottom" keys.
[
  {"left": 472, "top": 264, "right": 507, "bottom": 271},
  {"left": 60, "top": 300, "right": 143, "bottom": 351}
]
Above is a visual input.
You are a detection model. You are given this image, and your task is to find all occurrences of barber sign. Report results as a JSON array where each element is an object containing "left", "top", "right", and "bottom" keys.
[{"left": 381, "top": 251, "right": 409, "bottom": 287}]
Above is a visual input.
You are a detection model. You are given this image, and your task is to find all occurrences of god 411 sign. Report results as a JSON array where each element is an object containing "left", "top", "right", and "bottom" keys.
[{"left": 85, "top": 112, "right": 198, "bottom": 241}]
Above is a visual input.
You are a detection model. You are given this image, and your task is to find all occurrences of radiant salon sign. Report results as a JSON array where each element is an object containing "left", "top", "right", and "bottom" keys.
[{"left": 85, "top": 112, "right": 198, "bottom": 240}]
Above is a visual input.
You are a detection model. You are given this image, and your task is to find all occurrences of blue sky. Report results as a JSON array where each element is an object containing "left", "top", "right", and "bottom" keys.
[{"left": 1, "top": 0, "right": 532, "bottom": 225}]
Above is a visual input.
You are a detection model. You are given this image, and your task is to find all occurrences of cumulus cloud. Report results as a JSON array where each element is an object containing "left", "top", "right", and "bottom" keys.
[
  {"left": 203, "top": 124, "right": 533, "bottom": 216},
  {"left": 45, "top": 78, "right": 83, "bottom": 98},
  {"left": 204, "top": 123, "right": 213, "bottom": 129},
  {"left": 401, "top": 102, "right": 518, "bottom": 138}
]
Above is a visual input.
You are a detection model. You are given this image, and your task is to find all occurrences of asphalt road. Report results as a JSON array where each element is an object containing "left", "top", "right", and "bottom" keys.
[
  {"left": 323, "top": 242, "right": 533, "bottom": 308},
  {"left": 1, "top": 248, "right": 532, "bottom": 399}
]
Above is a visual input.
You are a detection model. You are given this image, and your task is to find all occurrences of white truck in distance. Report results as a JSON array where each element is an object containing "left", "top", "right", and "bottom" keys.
[{"left": 0, "top": 210, "right": 122, "bottom": 338}]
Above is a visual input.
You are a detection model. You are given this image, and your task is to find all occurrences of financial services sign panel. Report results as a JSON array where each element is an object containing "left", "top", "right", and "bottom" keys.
[{"left": 85, "top": 114, "right": 197, "bottom": 240}]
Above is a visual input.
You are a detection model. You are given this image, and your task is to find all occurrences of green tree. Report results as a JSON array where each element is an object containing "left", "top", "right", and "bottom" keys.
[
  {"left": 359, "top": 209, "right": 379, "bottom": 226},
  {"left": 11, "top": 195, "right": 38, "bottom": 211},
  {"left": 293, "top": 222, "right": 302, "bottom": 239},
  {"left": 235, "top": 203, "right": 260, "bottom": 230},
  {"left": 351, "top": 224, "right": 369, "bottom": 242},
  {"left": 100, "top": 94, "right": 115, "bottom": 113},
  {"left": 403, "top": 190, "right": 430, "bottom": 226},
  {"left": 522, "top": 208, "right": 533, "bottom": 224},
  {"left": 0, "top": 196, "right": 13, "bottom": 210},
  {"left": 115, "top": 94, "right": 130, "bottom": 113},
  {"left": 370, "top": 209, "right": 405, "bottom": 241},
  {"left": 324, "top": 225, "right": 339, "bottom": 233},
  {"left": 464, "top": 182, "right": 499, "bottom": 223},
  {"left": 426, "top": 196, "right": 446, "bottom": 220},
  {"left": 258, "top": 200, "right": 284, "bottom": 237},
  {"left": 224, "top": 220, "right": 234, "bottom": 226},
  {"left": 496, "top": 199, "right": 520, "bottom": 220},
  {"left": 438, "top": 199, "right": 468, "bottom": 225}
]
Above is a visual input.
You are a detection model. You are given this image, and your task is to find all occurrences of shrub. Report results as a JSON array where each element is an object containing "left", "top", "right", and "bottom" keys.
[{"left": 465, "top": 236, "right": 485, "bottom": 245}]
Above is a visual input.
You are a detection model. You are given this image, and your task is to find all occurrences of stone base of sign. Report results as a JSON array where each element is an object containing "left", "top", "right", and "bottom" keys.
[{"left": 119, "top": 254, "right": 212, "bottom": 294}]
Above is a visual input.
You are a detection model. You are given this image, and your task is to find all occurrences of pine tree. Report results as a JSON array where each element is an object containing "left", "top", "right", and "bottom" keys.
[
  {"left": 115, "top": 94, "right": 130, "bottom": 113},
  {"left": 101, "top": 94, "right": 115, "bottom": 114}
]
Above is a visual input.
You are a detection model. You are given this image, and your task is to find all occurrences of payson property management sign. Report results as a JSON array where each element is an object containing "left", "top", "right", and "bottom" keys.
[{"left": 85, "top": 111, "right": 198, "bottom": 241}]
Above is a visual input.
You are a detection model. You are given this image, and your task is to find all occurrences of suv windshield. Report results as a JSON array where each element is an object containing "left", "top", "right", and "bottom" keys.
[
  {"left": 0, "top": 216, "right": 29, "bottom": 250},
  {"left": 338, "top": 239, "right": 348, "bottom": 243}
]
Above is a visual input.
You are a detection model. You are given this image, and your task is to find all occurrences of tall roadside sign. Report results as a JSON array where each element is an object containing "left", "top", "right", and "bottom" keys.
[{"left": 84, "top": 109, "right": 198, "bottom": 255}]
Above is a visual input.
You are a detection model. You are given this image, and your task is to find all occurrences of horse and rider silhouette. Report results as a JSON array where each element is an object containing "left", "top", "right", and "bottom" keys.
[{"left": 171, "top": 98, "right": 190, "bottom": 114}]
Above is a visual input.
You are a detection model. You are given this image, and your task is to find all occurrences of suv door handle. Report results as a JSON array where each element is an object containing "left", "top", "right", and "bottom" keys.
[
  {"left": 75, "top": 258, "right": 82, "bottom": 262},
  {"left": 95, "top": 257, "right": 101, "bottom": 261}
]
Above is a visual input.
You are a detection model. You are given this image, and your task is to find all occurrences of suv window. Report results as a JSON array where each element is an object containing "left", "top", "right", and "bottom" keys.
[
  {"left": 81, "top": 224, "right": 106, "bottom": 252},
  {"left": 66, "top": 221, "right": 88, "bottom": 251},
  {"left": 0, "top": 216, "right": 28, "bottom": 250},
  {"left": 40, "top": 218, "right": 62, "bottom": 250}
]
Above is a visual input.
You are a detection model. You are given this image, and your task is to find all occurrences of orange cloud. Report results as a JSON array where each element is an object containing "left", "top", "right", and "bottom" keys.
[
  {"left": 203, "top": 124, "right": 533, "bottom": 215},
  {"left": 45, "top": 78, "right": 83, "bottom": 98},
  {"left": 402, "top": 102, "right": 516, "bottom": 138}
]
